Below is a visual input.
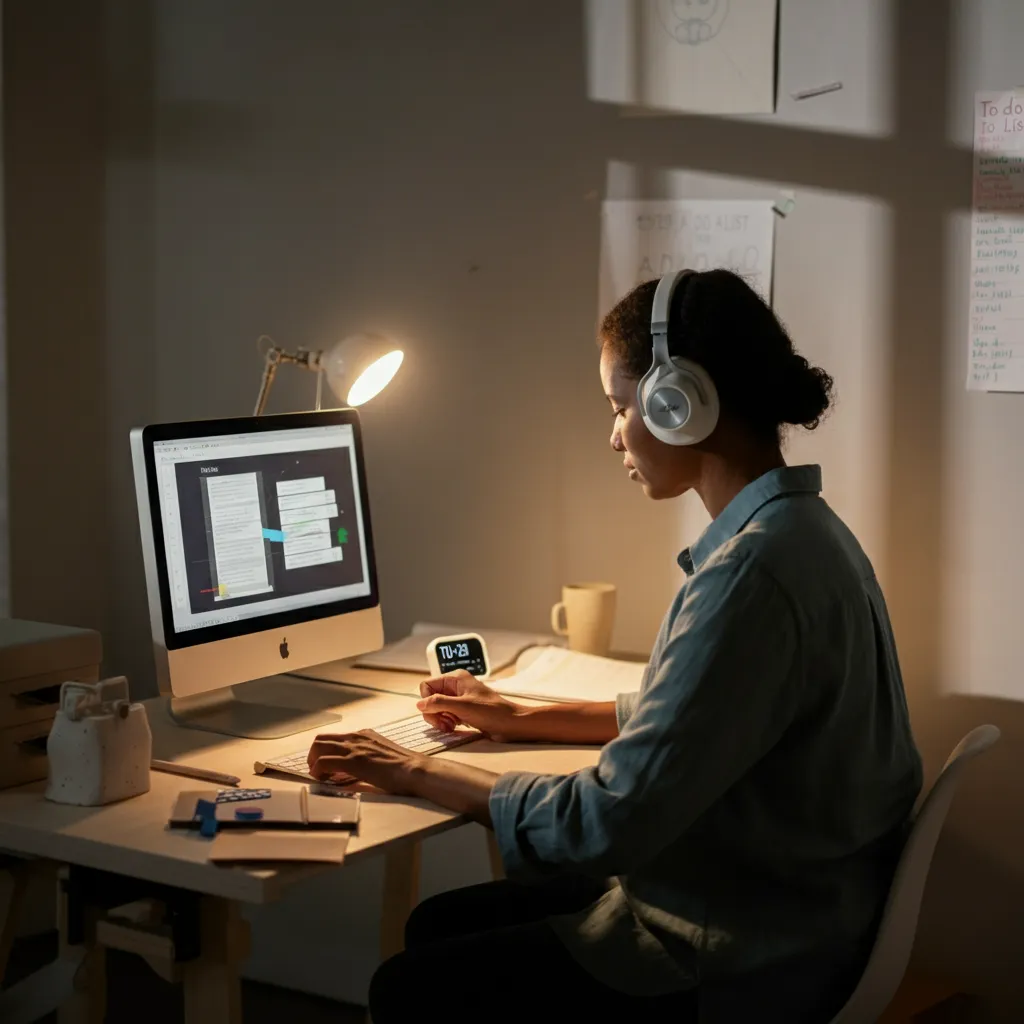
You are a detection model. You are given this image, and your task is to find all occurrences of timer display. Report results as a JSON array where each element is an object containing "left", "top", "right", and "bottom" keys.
[{"left": 434, "top": 636, "right": 487, "bottom": 677}]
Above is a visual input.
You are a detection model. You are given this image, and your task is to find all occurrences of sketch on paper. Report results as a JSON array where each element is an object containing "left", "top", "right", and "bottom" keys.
[
  {"left": 656, "top": 0, "right": 729, "bottom": 45},
  {"left": 598, "top": 200, "right": 775, "bottom": 318},
  {"left": 585, "top": 0, "right": 776, "bottom": 115}
]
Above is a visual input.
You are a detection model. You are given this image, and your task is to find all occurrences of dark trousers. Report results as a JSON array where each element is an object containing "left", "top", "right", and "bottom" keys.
[{"left": 368, "top": 875, "right": 698, "bottom": 1023}]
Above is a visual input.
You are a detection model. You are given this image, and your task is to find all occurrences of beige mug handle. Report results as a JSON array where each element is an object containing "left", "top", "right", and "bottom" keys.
[{"left": 551, "top": 601, "right": 569, "bottom": 636}]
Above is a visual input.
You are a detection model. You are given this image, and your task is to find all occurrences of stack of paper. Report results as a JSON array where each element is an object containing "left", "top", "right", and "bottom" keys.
[
  {"left": 493, "top": 646, "right": 647, "bottom": 703},
  {"left": 352, "top": 622, "right": 561, "bottom": 674}
]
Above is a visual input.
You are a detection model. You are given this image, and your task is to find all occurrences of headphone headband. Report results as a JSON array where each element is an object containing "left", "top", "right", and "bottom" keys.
[{"left": 650, "top": 269, "right": 693, "bottom": 363}]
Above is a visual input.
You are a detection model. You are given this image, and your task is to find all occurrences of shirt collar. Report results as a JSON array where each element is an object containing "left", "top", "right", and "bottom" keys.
[{"left": 678, "top": 464, "right": 823, "bottom": 576}]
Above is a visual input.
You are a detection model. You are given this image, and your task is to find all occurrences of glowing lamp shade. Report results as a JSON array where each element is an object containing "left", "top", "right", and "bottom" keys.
[
  {"left": 251, "top": 330, "right": 406, "bottom": 416},
  {"left": 320, "top": 333, "right": 404, "bottom": 408},
  {"left": 343, "top": 350, "right": 404, "bottom": 406}
]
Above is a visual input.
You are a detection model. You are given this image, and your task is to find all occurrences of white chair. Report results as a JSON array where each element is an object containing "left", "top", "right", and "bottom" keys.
[{"left": 829, "top": 724, "right": 1001, "bottom": 1024}]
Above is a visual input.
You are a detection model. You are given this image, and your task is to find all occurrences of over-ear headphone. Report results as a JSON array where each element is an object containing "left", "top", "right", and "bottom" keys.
[{"left": 637, "top": 269, "right": 720, "bottom": 446}]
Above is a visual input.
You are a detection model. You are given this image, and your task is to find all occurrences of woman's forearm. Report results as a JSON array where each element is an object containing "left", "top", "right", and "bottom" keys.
[
  {"left": 397, "top": 702, "right": 619, "bottom": 826},
  {"left": 407, "top": 757, "right": 498, "bottom": 827},
  {"left": 512, "top": 701, "right": 620, "bottom": 745}
]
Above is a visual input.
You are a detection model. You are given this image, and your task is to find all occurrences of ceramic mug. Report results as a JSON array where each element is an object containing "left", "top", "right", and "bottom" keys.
[{"left": 550, "top": 582, "right": 617, "bottom": 656}]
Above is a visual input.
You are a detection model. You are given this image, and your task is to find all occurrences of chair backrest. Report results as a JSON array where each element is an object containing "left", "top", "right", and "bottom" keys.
[{"left": 829, "top": 724, "right": 1001, "bottom": 1024}]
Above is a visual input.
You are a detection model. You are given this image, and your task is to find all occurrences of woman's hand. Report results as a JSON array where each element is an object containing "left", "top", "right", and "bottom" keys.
[
  {"left": 416, "top": 671, "right": 528, "bottom": 742},
  {"left": 306, "top": 726, "right": 500, "bottom": 825},
  {"left": 306, "top": 731, "right": 425, "bottom": 794}
]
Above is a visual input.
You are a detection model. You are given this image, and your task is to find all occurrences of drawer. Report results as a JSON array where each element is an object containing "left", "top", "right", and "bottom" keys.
[
  {"left": 0, "top": 719, "right": 53, "bottom": 789},
  {"left": 0, "top": 664, "right": 100, "bottom": 729}
]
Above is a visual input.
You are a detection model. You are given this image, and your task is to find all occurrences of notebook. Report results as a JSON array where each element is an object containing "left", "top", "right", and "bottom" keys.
[
  {"left": 492, "top": 646, "right": 647, "bottom": 703},
  {"left": 208, "top": 831, "right": 349, "bottom": 865},
  {"left": 168, "top": 787, "right": 361, "bottom": 832}
]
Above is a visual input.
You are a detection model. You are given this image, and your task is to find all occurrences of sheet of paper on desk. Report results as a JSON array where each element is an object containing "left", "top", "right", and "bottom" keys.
[
  {"left": 352, "top": 622, "right": 561, "bottom": 674},
  {"left": 494, "top": 646, "right": 647, "bottom": 703}
]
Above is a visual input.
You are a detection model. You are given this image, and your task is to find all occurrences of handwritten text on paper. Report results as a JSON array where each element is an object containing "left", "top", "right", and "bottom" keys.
[
  {"left": 968, "top": 90, "right": 1024, "bottom": 392},
  {"left": 599, "top": 200, "right": 775, "bottom": 317}
]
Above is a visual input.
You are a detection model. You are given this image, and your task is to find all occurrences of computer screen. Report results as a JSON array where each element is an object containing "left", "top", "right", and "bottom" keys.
[{"left": 147, "top": 418, "right": 375, "bottom": 643}]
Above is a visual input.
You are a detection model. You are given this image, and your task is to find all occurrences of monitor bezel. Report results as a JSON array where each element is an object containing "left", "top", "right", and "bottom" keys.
[{"left": 140, "top": 409, "right": 380, "bottom": 652}]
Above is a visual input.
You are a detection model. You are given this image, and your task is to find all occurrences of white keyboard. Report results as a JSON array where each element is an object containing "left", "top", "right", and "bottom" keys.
[{"left": 254, "top": 713, "right": 480, "bottom": 782}]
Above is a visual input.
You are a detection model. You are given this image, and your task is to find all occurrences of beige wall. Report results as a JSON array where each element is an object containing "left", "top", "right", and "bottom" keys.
[
  {"left": 5, "top": 0, "right": 1024, "bottom": 1015},
  {"left": 5, "top": 0, "right": 108, "bottom": 634},
  {"left": 0, "top": 8, "right": 6, "bottom": 619}
]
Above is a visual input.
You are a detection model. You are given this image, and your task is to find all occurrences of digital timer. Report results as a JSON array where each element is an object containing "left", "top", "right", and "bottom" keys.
[{"left": 425, "top": 632, "right": 490, "bottom": 679}]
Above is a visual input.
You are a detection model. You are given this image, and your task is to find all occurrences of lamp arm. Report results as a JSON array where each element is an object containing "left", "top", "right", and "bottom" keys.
[
  {"left": 253, "top": 349, "right": 281, "bottom": 416},
  {"left": 253, "top": 345, "right": 324, "bottom": 416}
]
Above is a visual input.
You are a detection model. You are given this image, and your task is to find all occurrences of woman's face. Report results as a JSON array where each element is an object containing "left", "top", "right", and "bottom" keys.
[{"left": 600, "top": 343, "right": 699, "bottom": 500}]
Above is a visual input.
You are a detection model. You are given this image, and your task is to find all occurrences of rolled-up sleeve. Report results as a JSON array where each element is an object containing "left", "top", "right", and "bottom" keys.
[
  {"left": 489, "top": 771, "right": 548, "bottom": 879},
  {"left": 615, "top": 690, "right": 640, "bottom": 731},
  {"left": 489, "top": 555, "right": 801, "bottom": 881}
]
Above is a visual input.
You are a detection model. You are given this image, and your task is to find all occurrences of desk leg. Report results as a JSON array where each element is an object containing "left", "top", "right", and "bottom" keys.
[
  {"left": 181, "top": 896, "right": 250, "bottom": 1024},
  {"left": 485, "top": 830, "right": 505, "bottom": 881},
  {"left": 57, "top": 868, "right": 106, "bottom": 1024},
  {"left": 379, "top": 841, "right": 421, "bottom": 962},
  {"left": 0, "top": 861, "right": 32, "bottom": 984}
]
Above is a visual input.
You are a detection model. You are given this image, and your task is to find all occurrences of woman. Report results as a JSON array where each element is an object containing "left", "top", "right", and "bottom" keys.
[{"left": 308, "top": 269, "right": 923, "bottom": 1023}]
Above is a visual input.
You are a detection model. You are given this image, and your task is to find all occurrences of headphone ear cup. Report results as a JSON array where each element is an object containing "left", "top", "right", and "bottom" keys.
[
  {"left": 640, "top": 270, "right": 718, "bottom": 446},
  {"left": 646, "top": 377, "right": 693, "bottom": 432},
  {"left": 638, "top": 358, "right": 719, "bottom": 446}
]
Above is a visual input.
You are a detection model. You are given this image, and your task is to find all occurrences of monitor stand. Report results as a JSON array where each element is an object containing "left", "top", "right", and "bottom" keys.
[{"left": 167, "top": 676, "right": 343, "bottom": 740}]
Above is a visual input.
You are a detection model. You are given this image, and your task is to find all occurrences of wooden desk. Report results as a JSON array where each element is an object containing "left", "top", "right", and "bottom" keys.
[{"left": 0, "top": 664, "right": 600, "bottom": 1022}]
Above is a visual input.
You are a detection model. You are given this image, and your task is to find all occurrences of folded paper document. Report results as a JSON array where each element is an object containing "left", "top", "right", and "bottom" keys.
[{"left": 492, "top": 647, "right": 646, "bottom": 703}]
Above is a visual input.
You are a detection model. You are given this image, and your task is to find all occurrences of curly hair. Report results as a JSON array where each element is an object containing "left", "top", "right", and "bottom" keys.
[{"left": 600, "top": 269, "right": 834, "bottom": 444}]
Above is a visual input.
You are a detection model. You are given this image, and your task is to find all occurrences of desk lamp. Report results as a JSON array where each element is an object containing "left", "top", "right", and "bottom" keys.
[{"left": 253, "top": 332, "right": 404, "bottom": 415}]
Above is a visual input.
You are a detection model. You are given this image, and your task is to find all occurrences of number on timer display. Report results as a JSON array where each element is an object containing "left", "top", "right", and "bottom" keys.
[{"left": 439, "top": 643, "right": 469, "bottom": 659}]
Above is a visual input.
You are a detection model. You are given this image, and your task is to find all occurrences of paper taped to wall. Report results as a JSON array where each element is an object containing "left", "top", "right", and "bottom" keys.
[
  {"left": 585, "top": 0, "right": 778, "bottom": 115},
  {"left": 967, "top": 89, "right": 1024, "bottom": 392},
  {"left": 599, "top": 199, "right": 775, "bottom": 316}
]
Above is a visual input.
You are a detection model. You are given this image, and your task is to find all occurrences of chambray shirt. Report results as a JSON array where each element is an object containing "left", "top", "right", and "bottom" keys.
[{"left": 490, "top": 466, "right": 922, "bottom": 1023}]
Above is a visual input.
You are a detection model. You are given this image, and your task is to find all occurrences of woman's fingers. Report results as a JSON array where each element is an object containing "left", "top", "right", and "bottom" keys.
[
  {"left": 418, "top": 681, "right": 457, "bottom": 728},
  {"left": 420, "top": 675, "right": 456, "bottom": 698},
  {"left": 307, "top": 732, "right": 421, "bottom": 794},
  {"left": 416, "top": 693, "right": 462, "bottom": 717},
  {"left": 309, "top": 755, "right": 353, "bottom": 781},
  {"left": 306, "top": 736, "right": 351, "bottom": 770},
  {"left": 421, "top": 710, "right": 453, "bottom": 731},
  {"left": 356, "top": 729, "right": 413, "bottom": 755}
]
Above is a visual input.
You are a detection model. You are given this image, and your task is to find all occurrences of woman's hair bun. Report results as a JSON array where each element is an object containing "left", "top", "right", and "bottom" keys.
[{"left": 776, "top": 354, "right": 834, "bottom": 430}]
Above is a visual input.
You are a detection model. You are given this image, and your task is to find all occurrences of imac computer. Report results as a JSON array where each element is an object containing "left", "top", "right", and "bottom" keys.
[{"left": 131, "top": 410, "right": 384, "bottom": 738}]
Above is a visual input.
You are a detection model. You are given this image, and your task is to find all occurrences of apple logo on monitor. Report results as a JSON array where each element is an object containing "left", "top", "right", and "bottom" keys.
[{"left": 279, "top": 637, "right": 290, "bottom": 659}]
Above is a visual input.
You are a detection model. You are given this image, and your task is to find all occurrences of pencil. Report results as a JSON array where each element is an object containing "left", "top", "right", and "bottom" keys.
[{"left": 151, "top": 759, "right": 241, "bottom": 787}]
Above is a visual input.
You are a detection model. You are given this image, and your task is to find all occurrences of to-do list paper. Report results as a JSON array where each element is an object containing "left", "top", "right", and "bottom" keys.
[
  {"left": 599, "top": 200, "right": 775, "bottom": 319},
  {"left": 968, "top": 90, "right": 1024, "bottom": 391}
]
